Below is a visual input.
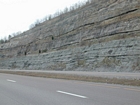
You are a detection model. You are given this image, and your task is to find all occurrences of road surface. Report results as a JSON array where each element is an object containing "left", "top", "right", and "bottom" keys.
[{"left": 0, "top": 73, "right": 140, "bottom": 105}]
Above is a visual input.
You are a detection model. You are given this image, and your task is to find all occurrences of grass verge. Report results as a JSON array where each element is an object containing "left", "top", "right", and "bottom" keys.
[{"left": 0, "top": 70, "right": 140, "bottom": 86}]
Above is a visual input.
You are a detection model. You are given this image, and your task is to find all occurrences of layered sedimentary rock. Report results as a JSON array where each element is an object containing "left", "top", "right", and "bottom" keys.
[{"left": 0, "top": 0, "right": 140, "bottom": 72}]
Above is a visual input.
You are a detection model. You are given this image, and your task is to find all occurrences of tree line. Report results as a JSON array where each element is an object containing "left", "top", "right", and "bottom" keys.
[
  {"left": 29, "top": 0, "right": 93, "bottom": 29},
  {"left": 0, "top": 31, "right": 21, "bottom": 44}
]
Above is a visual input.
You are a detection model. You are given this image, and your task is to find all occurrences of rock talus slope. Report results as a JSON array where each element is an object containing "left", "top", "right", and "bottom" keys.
[{"left": 0, "top": 0, "right": 140, "bottom": 72}]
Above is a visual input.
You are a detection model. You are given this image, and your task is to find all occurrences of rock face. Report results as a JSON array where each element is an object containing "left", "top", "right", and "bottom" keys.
[{"left": 0, "top": 0, "right": 140, "bottom": 72}]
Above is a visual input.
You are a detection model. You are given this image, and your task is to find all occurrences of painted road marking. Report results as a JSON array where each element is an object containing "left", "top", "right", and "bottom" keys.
[
  {"left": 87, "top": 84, "right": 121, "bottom": 89},
  {"left": 57, "top": 90, "right": 87, "bottom": 99},
  {"left": 124, "top": 88, "right": 140, "bottom": 92},
  {"left": 77, "top": 82, "right": 121, "bottom": 89},
  {"left": 7, "top": 79, "right": 16, "bottom": 83}
]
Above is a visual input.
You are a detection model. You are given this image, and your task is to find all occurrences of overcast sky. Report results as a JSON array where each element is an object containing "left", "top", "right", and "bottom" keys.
[{"left": 0, "top": 0, "right": 86, "bottom": 39}]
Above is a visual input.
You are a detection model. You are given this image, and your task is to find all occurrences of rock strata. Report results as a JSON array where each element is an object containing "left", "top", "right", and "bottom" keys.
[{"left": 0, "top": 0, "right": 140, "bottom": 72}]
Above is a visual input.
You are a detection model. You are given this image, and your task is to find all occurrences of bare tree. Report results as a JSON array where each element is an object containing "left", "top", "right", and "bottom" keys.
[
  {"left": 64, "top": 7, "right": 69, "bottom": 13},
  {"left": 29, "top": 0, "right": 93, "bottom": 29}
]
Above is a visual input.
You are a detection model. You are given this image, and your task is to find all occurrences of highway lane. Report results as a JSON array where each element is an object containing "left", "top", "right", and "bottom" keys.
[{"left": 0, "top": 73, "right": 140, "bottom": 105}]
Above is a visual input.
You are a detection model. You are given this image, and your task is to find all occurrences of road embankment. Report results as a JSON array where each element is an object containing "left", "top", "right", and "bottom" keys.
[{"left": 0, "top": 70, "right": 140, "bottom": 86}]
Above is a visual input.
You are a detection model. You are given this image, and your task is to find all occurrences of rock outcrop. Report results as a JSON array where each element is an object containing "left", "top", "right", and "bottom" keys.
[{"left": 0, "top": 0, "right": 140, "bottom": 72}]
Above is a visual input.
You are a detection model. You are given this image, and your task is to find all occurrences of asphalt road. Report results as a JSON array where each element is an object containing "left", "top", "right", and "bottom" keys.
[{"left": 0, "top": 73, "right": 140, "bottom": 105}]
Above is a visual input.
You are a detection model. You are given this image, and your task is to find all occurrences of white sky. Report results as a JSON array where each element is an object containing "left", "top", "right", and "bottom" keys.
[{"left": 0, "top": 0, "right": 86, "bottom": 39}]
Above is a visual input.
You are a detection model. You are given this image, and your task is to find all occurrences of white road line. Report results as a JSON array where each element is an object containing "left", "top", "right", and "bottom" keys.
[
  {"left": 7, "top": 79, "right": 16, "bottom": 83},
  {"left": 124, "top": 88, "right": 140, "bottom": 92},
  {"left": 57, "top": 90, "right": 87, "bottom": 99}
]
